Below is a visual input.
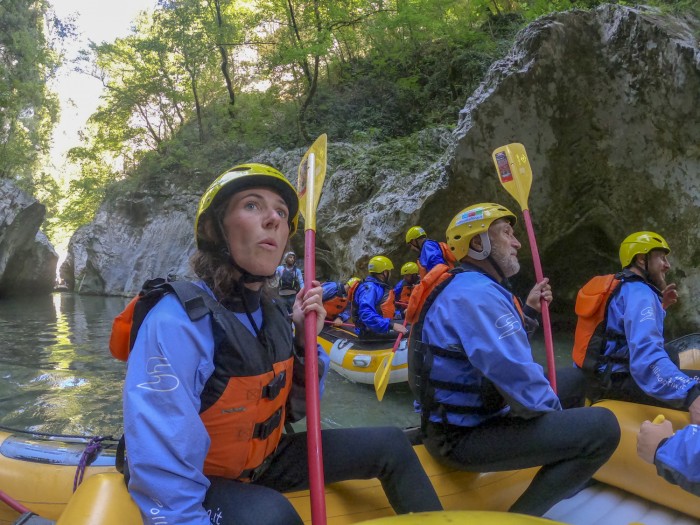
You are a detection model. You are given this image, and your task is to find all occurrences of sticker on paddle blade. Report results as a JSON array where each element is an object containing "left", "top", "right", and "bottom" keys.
[{"left": 494, "top": 151, "right": 513, "bottom": 183}]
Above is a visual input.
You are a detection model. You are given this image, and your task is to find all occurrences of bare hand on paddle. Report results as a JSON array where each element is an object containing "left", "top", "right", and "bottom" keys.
[
  {"left": 392, "top": 322, "right": 408, "bottom": 334},
  {"left": 661, "top": 283, "right": 678, "bottom": 309},
  {"left": 525, "top": 278, "right": 553, "bottom": 313},
  {"left": 293, "top": 280, "right": 326, "bottom": 345}
]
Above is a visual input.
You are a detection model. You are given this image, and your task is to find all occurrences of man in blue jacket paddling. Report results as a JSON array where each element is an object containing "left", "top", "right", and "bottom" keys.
[
  {"left": 408, "top": 202, "right": 620, "bottom": 517},
  {"left": 579, "top": 231, "right": 700, "bottom": 423}
]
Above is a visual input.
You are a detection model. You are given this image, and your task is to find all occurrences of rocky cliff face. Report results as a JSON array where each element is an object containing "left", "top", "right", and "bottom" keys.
[
  {"left": 62, "top": 5, "right": 700, "bottom": 333},
  {"left": 0, "top": 179, "right": 58, "bottom": 296}
]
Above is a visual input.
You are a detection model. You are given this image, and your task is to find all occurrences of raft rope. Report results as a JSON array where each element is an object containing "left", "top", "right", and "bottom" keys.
[
  {"left": 0, "top": 424, "right": 117, "bottom": 493},
  {"left": 73, "top": 436, "right": 114, "bottom": 492}
]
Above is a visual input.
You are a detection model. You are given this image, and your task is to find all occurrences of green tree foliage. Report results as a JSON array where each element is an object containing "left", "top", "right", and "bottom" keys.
[
  {"left": 58, "top": 141, "right": 116, "bottom": 231},
  {"left": 54, "top": 0, "right": 696, "bottom": 235},
  {"left": 0, "top": 0, "right": 60, "bottom": 183}
]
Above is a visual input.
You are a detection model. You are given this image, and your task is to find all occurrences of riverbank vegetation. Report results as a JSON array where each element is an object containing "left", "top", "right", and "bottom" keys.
[{"left": 1, "top": 0, "right": 697, "bottom": 243}]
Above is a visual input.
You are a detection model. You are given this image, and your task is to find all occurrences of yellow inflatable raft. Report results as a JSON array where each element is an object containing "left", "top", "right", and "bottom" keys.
[
  {"left": 0, "top": 426, "right": 536, "bottom": 525},
  {"left": 2, "top": 336, "right": 698, "bottom": 524},
  {"left": 317, "top": 325, "right": 408, "bottom": 385}
]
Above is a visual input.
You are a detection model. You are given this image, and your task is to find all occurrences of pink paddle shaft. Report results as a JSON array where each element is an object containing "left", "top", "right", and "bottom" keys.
[
  {"left": 0, "top": 489, "right": 31, "bottom": 514},
  {"left": 303, "top": 229, "right": 327, "bottom": 524},
  {"left": 522, "top": 210, "right": 557, "bottom": 393},
  {"left": 323, "top": 320, "right": 354, "bottom": 329}
]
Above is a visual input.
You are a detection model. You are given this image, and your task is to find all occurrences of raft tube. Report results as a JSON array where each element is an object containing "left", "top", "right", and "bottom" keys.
[{"left": 317, "top": 325, "right": 408, "bottom": 385}]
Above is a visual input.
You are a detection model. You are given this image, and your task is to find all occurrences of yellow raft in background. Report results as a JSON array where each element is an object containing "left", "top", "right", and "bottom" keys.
[{"left": 317, "top": 325, "right": 408, "bottom": 385}]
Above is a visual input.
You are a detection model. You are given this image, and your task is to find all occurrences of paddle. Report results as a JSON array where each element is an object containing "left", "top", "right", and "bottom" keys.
[
  {"left": 0, "top": 489, "right": 31, "bottom": 514},
  {"left": 374, "top": 320, "right": 408, "bottom": 401},
  {"left": 492, "top": 143, "right": 557, "bottom": 393},
  {"left": 297, "top": 133, "right": 328, "bottom": 525},
  {"left": 323, "top": 319, "right": 355, "bottom": 329}
]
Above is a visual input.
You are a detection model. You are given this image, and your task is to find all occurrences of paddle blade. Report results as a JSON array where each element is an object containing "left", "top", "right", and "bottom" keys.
[
  {"left": 374, "top": 353, "right": 395, "bottom": 402},
  {"left": 297, "top": 134, "right": 328, "bottom": 231},
  {"left": 492, "top": 143, "right": 532, "bottom": 211}
]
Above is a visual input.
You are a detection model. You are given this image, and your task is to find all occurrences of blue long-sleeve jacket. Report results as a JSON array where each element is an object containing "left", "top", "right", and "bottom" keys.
[
  {"left": 321, "top": 281, "right": 350, "bottom": 322},
  {"left": 123, "top": 282, "right": 329, "bottom": 525},
  {"left": 655, "top": 425, "right": 700, "bottom": 496},
  {"left": 420, "top": 270, "right": 560, "bottom": 427},
  {"left": 353, "top": 276, "right": 391, "bottom": 334},
  {"left": 604, "top": 281, "right": 699, "bottom": 408},
  {"left": 419, "top": 239, "right": 446, "bottom": 274}
]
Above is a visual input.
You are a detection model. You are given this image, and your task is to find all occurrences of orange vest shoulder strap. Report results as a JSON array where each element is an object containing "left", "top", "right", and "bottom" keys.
[{"left": 405, "top": 263, "right": 454, "bottom": 325}]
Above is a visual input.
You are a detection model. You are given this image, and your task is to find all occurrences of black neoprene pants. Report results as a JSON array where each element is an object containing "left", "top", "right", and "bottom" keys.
[
  {"left": 203, "top": 426, "right": 442, "bottom": 524},
  {"left": 422, "top": 368, "right": 621, "bottom": 517}
]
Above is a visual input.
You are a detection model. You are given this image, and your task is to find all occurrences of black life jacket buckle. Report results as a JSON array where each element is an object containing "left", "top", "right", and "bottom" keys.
[
  {"left": 252, "top": 408, "right": 283, "bottom": 440},
  {"left": 262, "top": 371, "right": 287, "bottom": 400}
]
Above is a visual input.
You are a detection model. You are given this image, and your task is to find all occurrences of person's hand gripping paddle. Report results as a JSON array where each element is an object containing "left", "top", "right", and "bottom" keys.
[
  {"left": 492, "top": 143, "right": 557, "bottom": 393},
  {"left": 374, "top": 320, "right": 407, "bottom": 401},
  {"left": 297, "top": 133, "right": 328, "bottom": 525}
]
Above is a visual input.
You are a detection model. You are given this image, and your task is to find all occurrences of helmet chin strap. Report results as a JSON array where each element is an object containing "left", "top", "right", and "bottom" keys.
[
  {"left": 468, "top": 233, "right": 507, "bottom": 283},
  {"left": 216, "top": 217, "right": 274, "bottom": 283},
  {"left": 228, "top": 254, "right": 274, "bottom": 283},
  {"left": 633, "top": 254, "right": 651, "bottom": 283},
  {"left": 468, "top": 233, "right": 491, "bottom": 260}
]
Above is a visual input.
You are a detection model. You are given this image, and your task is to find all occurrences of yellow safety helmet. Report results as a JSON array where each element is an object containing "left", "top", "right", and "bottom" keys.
[
  {"left": 195, "top": 163, "right": 299, "bottom": 249},
  {"left": 405, "top": 226, "right": 427, "bottom": 244},
  {"left": 400, "top": 262, "right": 419, "bottom": 275},
  {"left": 346, "top": 277, "right": 361, "bottom": 288},
  {"left": 445, "top": 203, "right": 517, "bottom": 262},
  {"left": 368, "top": 255, "right": 394, "bottom": 274},
  {"left": 619, "top": 231, "right": 670, "bottom": 268}
]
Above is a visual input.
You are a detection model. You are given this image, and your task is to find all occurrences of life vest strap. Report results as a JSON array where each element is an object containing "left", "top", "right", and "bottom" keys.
[
  {"left": 252, "top": 408, "right": 283, "bottom": 440},
  {"left": 261, "top": 371, "right": 287, "bottom": 400}
]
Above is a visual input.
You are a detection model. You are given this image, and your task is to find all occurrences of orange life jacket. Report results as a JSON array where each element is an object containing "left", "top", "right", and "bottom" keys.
[
  {"left": 199, "top": 297, "right": 295, "bottom": 480},
  {"left": 572, "top": 270, "right": 644, "bottom": 371},
  {"left": 323, "top": 295, "right": 348, "bottom": 320},
  {"left": 381, "top": 289, "right": 396, "bottom": 319},
  {"left": 110, "top": 279, "right": 300, "bottom": 481},
  {"left": 418, "top": 242, "right": 457, "bottom": 278},
  {"left": 405, "top": 263, "right": 453, "bottom": 324},
  {"left": 397, "top": 282, "right": 414, "bottom": 307},
  {"left": 347, "top": 280, "right": 360, "bottom": 305}
]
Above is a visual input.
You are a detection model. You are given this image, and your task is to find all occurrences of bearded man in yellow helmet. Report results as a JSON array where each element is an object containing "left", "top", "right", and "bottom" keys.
[
  {"left": 407, "top": 203, "right": 620, "bottom": 517},
  {"left": 579, "top": 231, "right": 700, "bottom": 422},
  {"left": 123, "top": 164, "right": 442, "bottom": 524}
]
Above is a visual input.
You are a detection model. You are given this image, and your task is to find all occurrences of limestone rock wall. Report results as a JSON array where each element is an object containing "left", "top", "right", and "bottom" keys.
[
  {"left": 61, "top": 5, "right": 700, "bottom": 333},
  {"left": 0, "top": 179, "right": 58, "bottom": 296}
]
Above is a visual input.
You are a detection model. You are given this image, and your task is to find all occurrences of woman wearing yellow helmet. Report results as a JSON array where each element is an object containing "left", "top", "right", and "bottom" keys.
[
  {"left": 124, "top": 164, "right": 441, "bottom": 524},
  {"left": 407, "top": 203, "right": 620, "bottom": 517}
]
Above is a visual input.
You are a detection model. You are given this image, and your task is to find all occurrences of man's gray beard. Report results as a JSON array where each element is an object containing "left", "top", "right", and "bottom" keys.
[{"left": 491, "top": 245, "right": 520, "bottom": 278}]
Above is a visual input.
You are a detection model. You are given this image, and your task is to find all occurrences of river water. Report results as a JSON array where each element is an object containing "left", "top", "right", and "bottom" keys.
[{"left": 0, "top": 292, "right": 573, "bottom": 437}]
